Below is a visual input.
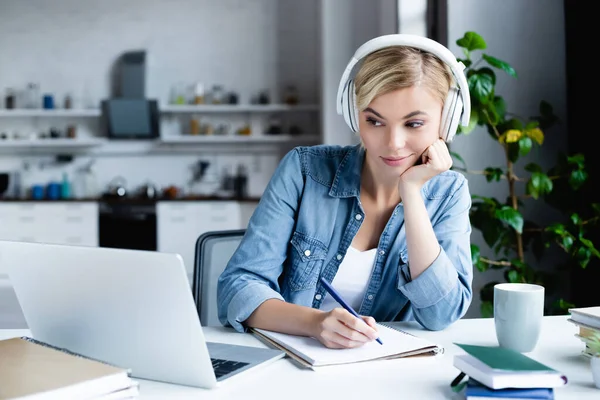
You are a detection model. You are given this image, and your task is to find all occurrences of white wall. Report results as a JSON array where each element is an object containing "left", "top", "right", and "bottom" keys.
[
  {"left": 0, "top": 0, "right": 320, "bottom": 197},
  {"left": 320, "top": 0, "right": 398, "bottom": 146},
  {"left": 447, "top": 0, "right": 567, "bottom": 317}
]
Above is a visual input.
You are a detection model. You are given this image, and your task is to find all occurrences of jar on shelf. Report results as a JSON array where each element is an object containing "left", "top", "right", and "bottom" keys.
[
  {"left": 210, "top": 85, "right": 225, "bottom": 104},
  {"left": 5, "top": 88, "right": 16, "bottom": 109},
  {"left": 194, "top": 83, "right": 205, "bottom": 105},
  {"left": 25, "top": 83, "right": 40, "bottom": 109},
  {"left": 171, "top": 82, "right": 187, "bottom": 105},
  {"left": 190, "top": 115, "right": 201, "bottom": 135},
  {"left": 283, "top": 85, "right": 299, "bottom": 105}
]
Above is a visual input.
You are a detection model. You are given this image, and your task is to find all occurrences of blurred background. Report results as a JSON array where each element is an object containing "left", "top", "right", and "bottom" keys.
[{"left": 0, "top": 0, "right": 589, "bottom": 328}]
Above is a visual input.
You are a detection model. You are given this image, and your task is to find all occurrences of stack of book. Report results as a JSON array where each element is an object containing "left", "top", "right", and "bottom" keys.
[
  {"left": 567, "top": 306, "right": 600, "bottom": 358},
  {"left": 0, "top": 336, "right": 139, "bottom": 399},
  {"left": 452, "top": 343, "right": 567, "bottom": 399}
]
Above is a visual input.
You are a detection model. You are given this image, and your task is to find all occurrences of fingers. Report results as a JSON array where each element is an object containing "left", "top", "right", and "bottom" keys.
[
  {"left": 332, "top": 308, "right": 379, "bottom": 341},
  {"left": 361, "top": 315, "right": 378, "bottom": 330},
  {"left": 316, "top": 309, "right": 380, "bottom": 349},
  {"left": 426, "top": 139, "right": 452, "bottom": 170},
  {"left": 321, "top": 331, "right": 369, "bottom": 349}
]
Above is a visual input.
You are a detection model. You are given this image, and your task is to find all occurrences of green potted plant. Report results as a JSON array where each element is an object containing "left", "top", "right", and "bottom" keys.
[{"left": 450, "top": 31, "right": 600, "bottom": 316}]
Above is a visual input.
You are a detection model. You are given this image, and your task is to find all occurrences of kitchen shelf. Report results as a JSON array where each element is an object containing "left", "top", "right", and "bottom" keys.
[
  {"left": 0, "top": 138, "right": 107, "bottom": 148},
  {"left": 0, "top": 104, "right": 320, "bottom": 117},
  {"left": 159, "top": 104, "right": 320, "bottom": 113},
  {"left": 0, "top": 109, "right": 101, "bottom": 117},
  {"left": 159, "top": 134, "right": 320, "bottom": 144}
]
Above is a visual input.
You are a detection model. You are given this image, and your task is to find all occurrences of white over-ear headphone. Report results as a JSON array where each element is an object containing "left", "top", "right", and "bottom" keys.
[{"left": 336, "top": 34, "right": 471, "bottom": 142}]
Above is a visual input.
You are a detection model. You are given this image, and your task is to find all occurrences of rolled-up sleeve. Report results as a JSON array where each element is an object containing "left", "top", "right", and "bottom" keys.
[
  {"left": 397, "top": 176, "right": 473, "bottom": 330},
  {"left": 217, "top": 148, "right": 304, "bottom": 332}
]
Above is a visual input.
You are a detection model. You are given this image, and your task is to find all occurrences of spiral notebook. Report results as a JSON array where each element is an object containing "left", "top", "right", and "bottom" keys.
[
  {"left": 0, "top": 336, "right": 137, "bottom": 399},
  {"left": 251, "top": 322, "right": 442, "bottom": 369}
]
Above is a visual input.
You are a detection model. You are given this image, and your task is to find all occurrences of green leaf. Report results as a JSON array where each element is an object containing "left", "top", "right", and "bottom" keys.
[
  {"left": 546, "top": 223, "right": 566, "bottom": 236},
  {"left": 468, "top": 68, "right": 495, "bottom": 104},
  {"left": 507, "top": 142, "right": 520, "bottom": 163},
  {"left": 518, "top": 136, "right": 533, "bottom": 157},
  {"left": 567, "top": 153, "right": 585, "bottom": 168},
  {"left": 554, "top": 298, "right": 576, "bottom": 313},
  {"left": 525, "top": 120, "right": 540, "bottom": 130},
  {"left": 569, "top": 169, "right": 588, "bottom": 190},
  {"left": 524, "top": 163, "right": 543, "bottom": 173},
  {"left": 481, "top": 301, "right": 493, "bottom": 318},
  {"left": 456, "top": 31, "right": 487, "bottom": 52},
  {"left": 484, "top": 167, "right": 503, "bottom": 182},
  {"left": 481, "top": 54, "right": 517, "bottom": 78},
  {"left": 526, "top": 172, "right": 553, "bottom": 199},
  {"left": 562, "top": 235, "right": 574, "bottom": 251},
  {"left": 459, "top": 109, "right": 479, "bottom": 134},
  {"left": 570, "top": 213, "right": 581, "bottom": 225},
  {"left": 507, "top": 269, "right": 520, "bottom": 283},
  {"left": 493, "top": 96, "right": 507, "bottom": 121},
  {"left": 579, "top": 237, "right": 600, "bottom": 258},
  {"left": 495, "top": 206, "right": 524, "bottom": 233},
  {"left": 576, "top": 247, "right": 592, "bottom": 268}
]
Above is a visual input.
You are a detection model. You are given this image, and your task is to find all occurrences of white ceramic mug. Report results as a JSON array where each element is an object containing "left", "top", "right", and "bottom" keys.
[{"left": 494, "top": 283, "right": 545, "bottom": 352}]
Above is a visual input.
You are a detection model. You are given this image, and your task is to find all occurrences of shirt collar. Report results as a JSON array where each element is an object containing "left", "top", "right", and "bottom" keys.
[{"left": 329, "top": 144, "right": 365, "bottom": 198}]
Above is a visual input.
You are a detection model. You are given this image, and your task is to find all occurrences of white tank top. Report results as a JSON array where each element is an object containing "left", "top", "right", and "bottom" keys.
[{"left": 319, "top": 246, "right": 377, "bottom": 312}]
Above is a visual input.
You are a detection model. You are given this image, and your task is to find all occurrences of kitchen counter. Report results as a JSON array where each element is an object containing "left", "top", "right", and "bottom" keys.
[{"left": 0, "top": 196, "right": 261, "bottom": 203}]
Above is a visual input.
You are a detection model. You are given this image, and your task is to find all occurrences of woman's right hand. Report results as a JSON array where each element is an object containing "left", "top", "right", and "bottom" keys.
[{"left": 311, "top": 308, "right": 380, "bottom": 349}]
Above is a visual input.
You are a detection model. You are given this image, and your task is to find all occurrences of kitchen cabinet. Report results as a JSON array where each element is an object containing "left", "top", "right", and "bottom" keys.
[
  {"left": 156, "top": 201, "right": 245, "bottom": 284},
  {"left": 0, "top": 202, "right": 99, "bottom": 274}
]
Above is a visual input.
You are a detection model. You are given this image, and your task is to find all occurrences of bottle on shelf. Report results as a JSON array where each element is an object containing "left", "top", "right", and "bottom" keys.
[{"left": 194, "top": 83, "right": 205, "bottom": 105}]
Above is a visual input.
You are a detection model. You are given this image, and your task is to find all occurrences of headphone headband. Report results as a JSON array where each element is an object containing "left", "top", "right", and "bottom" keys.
[{"left": 336, "top": 34, "right": 471, "bottom": 128}]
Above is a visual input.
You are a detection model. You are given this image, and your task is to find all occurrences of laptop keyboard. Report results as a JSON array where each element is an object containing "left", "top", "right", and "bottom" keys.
[{"left": 210, "top": 358, "right": 249, "bottom": 378}]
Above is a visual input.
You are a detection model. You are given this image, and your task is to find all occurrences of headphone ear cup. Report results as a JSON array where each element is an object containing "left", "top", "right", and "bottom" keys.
[
  {"left": 440, "top": 87, "right": 459, "bottom": 142},
  {"left": 349, "top": 81, "right": 358, "bottom": 132},
  {"left": 341, "top": 80, "right": 354, "bottom": 132},
  {"left": 446, "top": 89, "right": 463, "bottom": 142}
]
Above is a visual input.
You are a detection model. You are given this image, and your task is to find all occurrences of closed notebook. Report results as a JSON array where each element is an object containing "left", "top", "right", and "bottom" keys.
[
  {"left": 0, "top": 336, "right": 135, "bottom": 400},
  {"left": 453, "top": 343, "right": 567, "bottom": 390},
  {"left": 464, "top": 378, "right": 554, "bottom": 400},
  {"left": 568, "top": 306, "right": 600, "bottom": 329},
  {"left": 251, "top": 322, "right": 442, "bottom": 369}
]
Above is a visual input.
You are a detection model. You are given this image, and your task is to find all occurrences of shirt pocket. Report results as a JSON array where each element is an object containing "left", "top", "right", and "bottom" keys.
[{"left": 288, "top": 232, "right": 328, "bottom": 292}]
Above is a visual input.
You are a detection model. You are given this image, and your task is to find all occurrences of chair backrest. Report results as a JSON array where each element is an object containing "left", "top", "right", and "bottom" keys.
[{"left": 192, "top": 229, "right": 246, "bottom": 326}]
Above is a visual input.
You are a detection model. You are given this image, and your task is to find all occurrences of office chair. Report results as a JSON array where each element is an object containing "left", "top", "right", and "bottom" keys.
[{"left": 192, "top": 229, "right": 246, "bottom": 327}]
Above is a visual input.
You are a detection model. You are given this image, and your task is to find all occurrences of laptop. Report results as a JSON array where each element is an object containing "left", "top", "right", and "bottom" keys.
[{"left": 0, "top": 240, "right": 285, "bottom": 389}]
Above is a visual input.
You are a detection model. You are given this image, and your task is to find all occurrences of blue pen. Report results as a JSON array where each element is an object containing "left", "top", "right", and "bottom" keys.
[{"left": 319, "top": 277, "right": 383, "bottom": 345}]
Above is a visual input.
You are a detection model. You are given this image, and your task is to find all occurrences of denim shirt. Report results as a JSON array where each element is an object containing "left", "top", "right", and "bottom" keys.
[{"left": 217, "top": 144, "right": 473, "bottom": 333}]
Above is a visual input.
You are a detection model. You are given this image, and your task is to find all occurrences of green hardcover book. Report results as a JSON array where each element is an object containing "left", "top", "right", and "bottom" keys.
[{"left": 453, "top": 343, "right": 568, "bottom": 390}]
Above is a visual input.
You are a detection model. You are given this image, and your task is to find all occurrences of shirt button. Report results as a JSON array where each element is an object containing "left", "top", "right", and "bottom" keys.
[
  {"left": 368, "top": 294, "right": 374, "bottom": 300},
  {"left": 355, "top": 214, "right": 362, "bottom": 220},
  {"left": 336, "top": 254, "right": 342, "bottom": 260},
  {"left": 304, "top": 249, "right": 311, "bottom": 257},
  {"left": 315, "top": 294, "right": 322, "bottom": 300},
  {"left": 379, "top": 250, "right": 385, "bottom": 256}
]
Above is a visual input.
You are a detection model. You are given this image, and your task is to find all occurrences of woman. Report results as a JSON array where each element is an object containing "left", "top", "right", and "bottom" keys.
[{"left": 217, "top": 34, "right": 473, "bottom": 349}]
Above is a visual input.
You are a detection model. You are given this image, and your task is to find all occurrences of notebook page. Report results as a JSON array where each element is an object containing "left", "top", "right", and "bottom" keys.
[{"left": 253, "top": 323, "right": 439, "bottom": 367}]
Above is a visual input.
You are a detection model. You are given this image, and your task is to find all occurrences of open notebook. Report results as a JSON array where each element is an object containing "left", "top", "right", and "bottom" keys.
[{"left": 251, "top": 323, "right": 442, "bottom": 369}]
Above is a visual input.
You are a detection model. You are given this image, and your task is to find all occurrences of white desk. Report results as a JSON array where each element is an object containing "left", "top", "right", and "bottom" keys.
[{"left": 1, "top": 315, "right": 598, "bottom": 399}]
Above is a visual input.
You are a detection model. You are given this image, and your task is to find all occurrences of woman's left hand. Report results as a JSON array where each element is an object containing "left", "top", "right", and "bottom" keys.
[{"left": 399, "top": 138, "right": 453, "bottom": 189}]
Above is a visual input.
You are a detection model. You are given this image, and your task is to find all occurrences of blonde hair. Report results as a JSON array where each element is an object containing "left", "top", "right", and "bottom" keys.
[{"left": 354, "top": 46, "right": 453, "bottom": 112}]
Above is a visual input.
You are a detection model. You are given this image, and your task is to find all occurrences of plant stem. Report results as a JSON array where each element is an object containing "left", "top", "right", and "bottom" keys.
[
  {"left": 506, "top": 158, "right": 525, "bottom": 262},
  {"left": 486, "top": 108, "right": 526, "bottom": 264},
  {"left": 480, "top": 257, "right": 512, "bottom": 267}
]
